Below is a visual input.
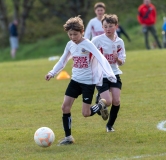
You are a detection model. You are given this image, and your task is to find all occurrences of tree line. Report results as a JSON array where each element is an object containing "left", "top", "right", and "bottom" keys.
[{"left": 0, "top": 0, "right": 166, "bottom": 46}]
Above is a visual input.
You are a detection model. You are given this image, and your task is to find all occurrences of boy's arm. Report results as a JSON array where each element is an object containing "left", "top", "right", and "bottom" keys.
[
  {"left": 48, "top": 43, "right": 71, "bottom": 77},
  {"left": 117, "top": 40, "right": 126, "bottom": 66},
  {"left": 84, "top": 20, "right": 92, "bottom": 40},
  {"left": 86, "top": 41, "right": 117, "bottom": 83}
]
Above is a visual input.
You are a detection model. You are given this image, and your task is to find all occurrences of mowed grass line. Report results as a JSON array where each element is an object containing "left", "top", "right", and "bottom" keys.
[{"left": 0, "top": 49, "right": 166, "bottom": 160}]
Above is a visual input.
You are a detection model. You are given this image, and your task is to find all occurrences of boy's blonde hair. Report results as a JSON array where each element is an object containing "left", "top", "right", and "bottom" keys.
[
  {"left": 101, "top": 14, "right": 118, "bottom": 25},
  {"left": 63, "top": 16, "right": 84, "bottom": 32},
  {"left": 94, "top": 2, "right": 105, "bottom": 10}
]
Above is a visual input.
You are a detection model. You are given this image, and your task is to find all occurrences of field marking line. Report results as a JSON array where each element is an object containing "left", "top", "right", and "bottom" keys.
[
  {"left": 113, "top": 152, "right": 166, "bottom": 160},
  {"left": 157, "top": 120, "right": 166, "bottom": 131}
]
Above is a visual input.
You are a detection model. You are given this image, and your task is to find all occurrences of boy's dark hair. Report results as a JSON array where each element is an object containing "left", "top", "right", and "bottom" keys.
[
  {"left": 94, "top": 2, "right": 105, "bottom": 10},
  {"left": 101, "top": 14, "right": 118, "bottom": 25},
  {"left": 63, "top": 16, "right": 84, "bottom": 32}
]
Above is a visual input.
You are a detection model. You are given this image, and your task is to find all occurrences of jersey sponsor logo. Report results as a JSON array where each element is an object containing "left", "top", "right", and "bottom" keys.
[
  {"left": 81, "top": 48, "right": 89, "bottom": 54},
  {"left": 104, "top": 54, "right": 116, "bottom": 64},
  {"left": 73, "top": 56, "right": 88, "bottom": 68}
]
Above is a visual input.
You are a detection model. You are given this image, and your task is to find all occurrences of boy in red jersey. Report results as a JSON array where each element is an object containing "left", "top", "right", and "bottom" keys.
[{"left": 137, "top": 0, "right": 162, "bottom": 49}]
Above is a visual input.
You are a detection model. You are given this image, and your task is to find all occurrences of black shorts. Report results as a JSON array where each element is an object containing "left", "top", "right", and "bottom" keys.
[
  {"left": 65, "top": 79, "right": 95, "bottom": 104},
  {"left": 96, "top": 75, "right": 122, "bottom": 94}
]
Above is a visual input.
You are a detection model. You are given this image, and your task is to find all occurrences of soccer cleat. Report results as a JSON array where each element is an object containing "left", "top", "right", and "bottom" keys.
[
  {"left": 57, "top": 135, "right": 75, "bottom": 146},
  {"left": 96, "top": 93, "right": 101, "bottom": 116},
  {"left": 106, "top": 125, "right": 115, "bottom": 132},
  {"left": 97, "top": 110, "right": 101, "bottom": 116},
  {"left": 98, "top": 99, "right": 109, "bottom": 121},
  {"left": 95, "top": 93, "right": 101, "bottom": 104}
]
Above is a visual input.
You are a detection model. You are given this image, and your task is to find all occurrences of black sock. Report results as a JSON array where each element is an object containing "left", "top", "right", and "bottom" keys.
[
  {"left": 62, "top": 113, "right": 71, "bottom": 137},
  {"left": 90, "top": 104, "right": 102, "bottom": 116},
  {"left": 107, "top": 105, "right": 120, "bottom": 127}
]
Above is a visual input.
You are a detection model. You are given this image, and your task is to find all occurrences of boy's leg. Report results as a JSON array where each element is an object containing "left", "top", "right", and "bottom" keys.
[
  {"left": 106, "top": 105, "right": 120, "bottom": 132},
  {"left": 90, "top": 99, "right": 108, "bottom": 119},
  {"left": 62, "top": 113, "right": 72, "bottom": 137},
  {"left": 95, "top": 92, "right": 101, "bottom": 104},
  {"left": 82, "top": 98, "right": 108, "bottom": 120},
  {"left": 58, "top": 95, "right": 75, "bottom": 145},
  {"left": 106, "top": 88, "right": 121, "bottom": 132},
  {"left": 95, "top": 79, "right": 112, "bottom": 119},
  {"left": 143, "top": 26, "right": 150, "bottom": 49},
  {"left": 81, "top": 83, "right": 108, "bottom": 120},
  {"left": 11, "top": 49, "right": 16, "bottom": 59},
  {"left": 150, "top": 25, "right": 162, "bottom": 48}
]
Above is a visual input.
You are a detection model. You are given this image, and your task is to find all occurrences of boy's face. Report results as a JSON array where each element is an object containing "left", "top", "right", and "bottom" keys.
[
  {"left": 95, "top": 7, "right": 105, "bottom": 18},
  {"left": 102, "top": 20, "right": 118, "bottom": 37},
  {"left": 67, "top": 30, "right": 83, "bottom": 44},
  {"left": 144, "top": 0, "right": 150, "bottom": 5}
]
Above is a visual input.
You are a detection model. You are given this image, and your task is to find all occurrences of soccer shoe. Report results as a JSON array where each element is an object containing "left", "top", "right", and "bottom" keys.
[
  {"left": 106, "top": 125, "right": 115, "bottom": 132},
  {"left": 57, "top": 135, "right": 75, "bottom": 146},
  {"left": 98, "top": 99, "right": 109, "bottom": 121},
  {"left": 96, "top": 93, "right": 101, "bottom": 116},
  {"left": 95, "top": 93, "right": 101, "bottom": 104},
  {"left": 97, "top": 110, "right": 101, "bottom": 116}
]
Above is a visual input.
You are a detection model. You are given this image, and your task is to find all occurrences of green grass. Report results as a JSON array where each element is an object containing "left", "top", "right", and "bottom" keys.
[{"left": 1, "top": 49, "right": 166, "bottom": 160}]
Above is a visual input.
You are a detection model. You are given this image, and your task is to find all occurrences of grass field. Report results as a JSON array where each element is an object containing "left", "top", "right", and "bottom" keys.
[{"left": 1, "top": 49, "right": 166, "bottom": 160}]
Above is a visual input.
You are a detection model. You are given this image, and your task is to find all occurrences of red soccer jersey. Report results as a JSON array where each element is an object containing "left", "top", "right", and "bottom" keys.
[{"left": 137, "top": 3, "right": 156, "bottom": 26}]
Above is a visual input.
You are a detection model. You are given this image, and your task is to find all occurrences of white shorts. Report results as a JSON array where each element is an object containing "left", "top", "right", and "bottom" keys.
[{"left": 9, "top": 37, "right": 19, "bottom": 49}]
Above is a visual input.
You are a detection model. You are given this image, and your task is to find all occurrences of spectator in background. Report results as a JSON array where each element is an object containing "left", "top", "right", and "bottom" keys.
[
  {"left": 116, "top": 24, "right": 131, "bottom": 42},
  {"left": 9, "top": 19, "right": 19, "bottom": 58},
  {"left": 84, "top": 2, "right": 105, "bottom": 40},
  {"left": 137, "top": 0, "right": 162, "bottom": 50},
  {"left": 162, "top": 17, "right": 166, "bottom": 48}
]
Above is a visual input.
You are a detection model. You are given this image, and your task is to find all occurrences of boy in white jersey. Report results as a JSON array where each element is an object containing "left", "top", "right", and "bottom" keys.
[
  {"left": 84, "top": 2, "right": 105, "bottom": 40},
  {"left": 45, "top": 16, "right": 117, "bottom": 145},
  {"left": 92, "top": 14, "right": 126, "bottom": 132}
]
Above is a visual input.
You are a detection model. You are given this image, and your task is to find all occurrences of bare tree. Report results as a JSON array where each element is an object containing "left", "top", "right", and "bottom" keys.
[
  {"left": 19, "top": 0, "right": 34, "bottom": 40},
  {"left": 39, "top": 0, "right": 91, "bottom": 21},
  {"left": 0, "top": 0, "right": 8, "bottom": 34},
  {"left": 13, "top": 0, "right": 20, "bottom": 21}
]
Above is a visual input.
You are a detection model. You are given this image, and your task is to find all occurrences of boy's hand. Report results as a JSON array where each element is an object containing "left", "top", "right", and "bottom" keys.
[
  {"left": 45, "top": 74, "right": 53, "bottom": 81},
  {"left": 113, "top": 51, "right": 118, "bottom": 61}
]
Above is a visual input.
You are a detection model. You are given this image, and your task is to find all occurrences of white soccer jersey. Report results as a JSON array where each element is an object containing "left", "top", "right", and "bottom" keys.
[
  {"left": 48, "top": 39, "right": 117, "bottom": 86},
  {"left": 84, "top": 17, "right": 104, "bottom": 40},
  {"left": 92, "top": 34, "right": 126, "bottom": 76}
]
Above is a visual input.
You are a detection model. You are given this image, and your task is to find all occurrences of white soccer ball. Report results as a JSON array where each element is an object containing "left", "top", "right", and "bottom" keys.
[{"left": 34, "top": 127, "right": 55, "bottom": 147}]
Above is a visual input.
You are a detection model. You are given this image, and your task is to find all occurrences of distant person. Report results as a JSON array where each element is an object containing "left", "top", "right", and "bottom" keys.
[
  {"left": 9, "top": 19, "right": 19, "bottom": 58},
  {"left": 116, "top": 25, "right": 131, "bottom": 42},
  {"left": 84, "top": 2, "right": 105, "bottom": 40},
  {"left": 137, "top": 0, "right": 162, "bottom": 49},
  {"left": 45, "top": 16, "right": 117, "bottom": 145},
  {"left": 162, "top": 17, "right": 166, "bottom": 48}
]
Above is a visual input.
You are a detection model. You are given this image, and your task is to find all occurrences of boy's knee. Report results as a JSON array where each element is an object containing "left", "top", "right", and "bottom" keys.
[
  {"left": 62, "top": 105, "right": 70, "bottom": 113},
  {"left": 106, "top": 99, "right": 112, "bottom": 106},
  {"left": 112, "top": 99, "right": 120, "bottom": 106}
]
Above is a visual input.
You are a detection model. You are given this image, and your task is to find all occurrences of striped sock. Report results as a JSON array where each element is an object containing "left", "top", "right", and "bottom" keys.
[{"left": 90, "top": 104, "right": 102, "bottom": 116}]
